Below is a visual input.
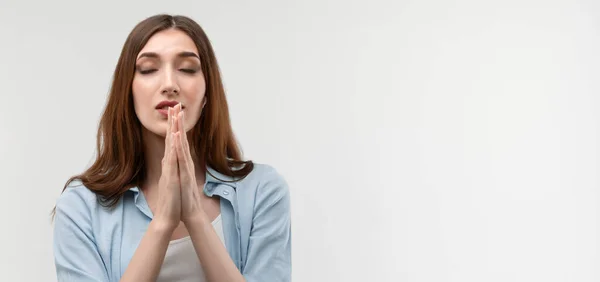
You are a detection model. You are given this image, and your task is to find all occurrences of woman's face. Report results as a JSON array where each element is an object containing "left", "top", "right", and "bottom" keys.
[{"left": 132, "top": 28, "right": 206, "bottom": 137}]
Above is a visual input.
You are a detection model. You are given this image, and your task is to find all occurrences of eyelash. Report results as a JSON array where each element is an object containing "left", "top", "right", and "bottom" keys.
[
  {"left": 180, "top": 69, "right": 197, "bottom": 74},
  {"left": 139, "top": 69, "right": 156, "bottom": 74},
  {"left": 138, "top": 69, "right": 197, "bottom": 75}
]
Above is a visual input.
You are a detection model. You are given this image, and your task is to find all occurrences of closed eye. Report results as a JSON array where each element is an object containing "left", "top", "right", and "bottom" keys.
[
  {"left": 139, "top": 69, "right": 157, "bottom": 75},
  {"left": 180, "top": 69, "right": 197, "bottom": 74}
]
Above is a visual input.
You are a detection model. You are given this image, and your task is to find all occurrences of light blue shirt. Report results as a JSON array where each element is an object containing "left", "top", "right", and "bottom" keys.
[{"left": 53, "top": 163, "right": 292, "bottom": 282}]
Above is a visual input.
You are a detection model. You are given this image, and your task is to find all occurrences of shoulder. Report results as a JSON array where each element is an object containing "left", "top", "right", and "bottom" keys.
[
  {"left": 236, "top": 163, "right": 290, "bottom": 206},
  {"left": 54, "top": 180, "right": 99, "bottom": 217},
  {"left": 240, "top": 163, "right": 289, "bottom": 192},
  {"left": 240, "top": 163, "right": 285, "bottom": 181}
]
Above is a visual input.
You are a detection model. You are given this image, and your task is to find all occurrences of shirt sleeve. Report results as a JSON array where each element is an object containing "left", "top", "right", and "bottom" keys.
[
  {"left": 242, "top": 168, "right": 292, "bottom": 282},
  {"left": 53, "top": 187, "right": 110, "bottom": 282}
]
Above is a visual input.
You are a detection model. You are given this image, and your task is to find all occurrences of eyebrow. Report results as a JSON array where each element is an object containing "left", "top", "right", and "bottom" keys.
[{"left": 137, "top": 51, "right": 200, "bottom": 61}]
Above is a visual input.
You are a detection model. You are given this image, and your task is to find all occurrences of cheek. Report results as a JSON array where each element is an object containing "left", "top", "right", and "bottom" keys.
[
  {"left": 180, "top": 77, "right": 207, "bottom": 104},
  {"left": 180, "top": 75, "right": 205, "bottom": 92},
  {"left": 132, "top": 77, "right": 155, "bottom": 98},
  {"left": 131, "top": 78, "right": 156, "bottom": 118}
]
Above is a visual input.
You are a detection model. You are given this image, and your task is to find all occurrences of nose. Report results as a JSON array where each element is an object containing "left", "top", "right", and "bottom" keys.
[{"left": 160, "top": 68, "right": 180, "bottom": 95}]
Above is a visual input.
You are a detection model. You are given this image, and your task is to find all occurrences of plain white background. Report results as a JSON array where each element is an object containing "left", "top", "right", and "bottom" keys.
[{"left": 0, "top": 0, "right": 598, "bottom": 281}]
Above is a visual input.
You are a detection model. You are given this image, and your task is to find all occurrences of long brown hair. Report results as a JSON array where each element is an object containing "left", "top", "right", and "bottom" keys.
[{"left": 52, "top": 14, "right": 252, "bottom": 215}]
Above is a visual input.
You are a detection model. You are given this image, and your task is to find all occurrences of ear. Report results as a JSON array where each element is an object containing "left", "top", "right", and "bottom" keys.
[{"left": 202, "top": 97, "right": 207, "bottom": 109}]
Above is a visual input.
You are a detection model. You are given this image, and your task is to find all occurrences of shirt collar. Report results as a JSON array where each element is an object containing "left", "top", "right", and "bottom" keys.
[
  {"left": 126, "top": 165, "right": 238, "bottom": 218},
  {"left": 205, "top": 166, "right": 237, "bottom": 188},
  {"left": 127, "top": 165, "right": 237, "bottom": 195}
]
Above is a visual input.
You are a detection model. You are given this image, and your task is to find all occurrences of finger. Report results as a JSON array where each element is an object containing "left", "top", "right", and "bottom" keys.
[
  {"left": 180, "top": 110, "right": 191, "bottom": 161},
  {"left": 173, "top": 107, "right": 179, "bottom": 135},
  {"left": 177, "top": 110, "right": 184, "bottom": 137},
  {"left": 164, "top": 132, "right": 173, "bottom": 173},
  {"left": 170, "top": 132, "right": 179, "bottom": 178},
  {"left": 175, "top": 132, "right": 190, "bottom": 183},
  {"left": 177, "top": 111, "right": 193, "bottom": 166},
  {"left": 164, "top": 107, "right": 172, "bottom": 160},
  {"left": 174, "top": 103, "right": 181, "bottom": 130},
  {"left": 165, "top": 107, "right": 173, "bottom": 152},
  {"left": 171, "top": 106, "right": 176, "bottom": 137},
  {"left": 181, "top": 112, "right": 191, "bottom": 154}
]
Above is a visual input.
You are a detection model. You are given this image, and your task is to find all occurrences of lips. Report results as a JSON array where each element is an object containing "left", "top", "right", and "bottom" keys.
[{"left": 155, "top": 100, "right": 185, "bottom": 110}]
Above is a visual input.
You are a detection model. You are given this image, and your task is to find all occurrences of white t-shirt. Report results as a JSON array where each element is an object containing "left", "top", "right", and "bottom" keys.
[{"left": 157, "top": 214, "right": 225, "bottom": 282}]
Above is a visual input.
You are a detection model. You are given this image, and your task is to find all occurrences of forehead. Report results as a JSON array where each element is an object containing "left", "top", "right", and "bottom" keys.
[{"left": 138, "top": 28, "right": 199, "bottom": 58}]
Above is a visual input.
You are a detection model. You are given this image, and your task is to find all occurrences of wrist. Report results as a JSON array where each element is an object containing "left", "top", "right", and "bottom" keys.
[
  {"left": 149, "top": 217, "right": 178, "bottom": 235},
  {"left": 183, "top": 209, "right": 209, "bottom": 226}
]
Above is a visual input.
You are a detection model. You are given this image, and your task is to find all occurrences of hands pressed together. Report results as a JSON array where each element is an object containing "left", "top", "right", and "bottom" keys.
[{"left": 155, "top": 103, "right": 205, "bottom": 230}]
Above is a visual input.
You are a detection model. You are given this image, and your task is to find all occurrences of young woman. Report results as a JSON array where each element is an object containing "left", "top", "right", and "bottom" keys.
[{"left": 52, "top": 14, "right": 291, "bottom": 282}]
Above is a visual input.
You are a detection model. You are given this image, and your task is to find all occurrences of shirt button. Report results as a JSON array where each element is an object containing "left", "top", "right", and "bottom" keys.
[{"left": 223, "top": 190, "right": 229, "bottom": 195}]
